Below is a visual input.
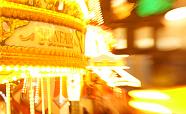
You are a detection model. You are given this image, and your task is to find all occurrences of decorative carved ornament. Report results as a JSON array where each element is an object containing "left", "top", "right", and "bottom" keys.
[{"left": 0, "top": 0, "right": 87, "bottom": 67}]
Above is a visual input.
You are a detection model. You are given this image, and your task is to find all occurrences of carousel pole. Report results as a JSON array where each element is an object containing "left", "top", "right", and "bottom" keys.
[
  {"left": 47, "top": 77, "right": 52, "bottom": 114},
  {"left": 6, "top": 82, "right": 11, "bottom": 114},
  {"left": 41, "top": 77, "right": 45, "bottom": 114},
  {"left": 29, "top": 77, "right": 35, "bottom": 114}
]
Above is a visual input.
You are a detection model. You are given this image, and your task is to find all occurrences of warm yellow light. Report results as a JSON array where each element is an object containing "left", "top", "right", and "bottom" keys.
[
  {"left": 76, "top": 0, "right": 89, "bottom": 19},
  {"left": 13, "top": 66, "right": 19, "bottom": 71},
  {"left": 67, "top": 74, "right": 81, "bottom": 101},
  {"left": 0, "top": 65, "right": 85, "bottom": 84},
  {"left": 135, "top": 38, "right": 154, "bottom": 49},
  {"left": 21, "top": 66, "right": 27, "bottom": 71},
  {"left": 129, "top": 101, "right": 172, "bottom": 114},
  {"left": 92, "top": 67, "right": 113, "bottom": 84},
  {"left": 111, "top": 0, "right": 127, "bottom": 7},
  {"left": 113, "top": 81, "right": 141, "bottom": 87},
  {"left": 58, "top": 1, "right": 64, "bottom": 11},
  {"left": 12, "top": 77, "right": 17, "bottom": 81},
  {"left": 0, "top": 66, "right": 3, "bottom": 71},
  {"left": 157, "top": 36, "right": 182, "bottom": 51},
  {"left": 91, "top": 67, "right": 141, "bottom": 87},
  {"left": 88, "top": 0, "right": 104, "bottom": 25},
  {"left": 21, "top": 73, "right": 26, "bottom": 78},
  {"left": 2, "top": 80, "right": 8, "bottom": 84},
  {"left": 113, "top": 68, "right": 141, "bottom": 87},
  {"left": 165, "top": 7, "right": 186, "bottom": 21},
  {"left": 87, "top": 66, "right": 130, "bottom": 70},
  {"left": 85, "top": 26, "right": 104, "bottom": 57},
  {"left": 6, "top": 83, "right": 11, "bottom": 114},
  {"left": 129, "top": 90, "right": 170, "bottom": 100},
  {"left": 85, "top": 26, "right": 115, "bottom": 57},
  {"left": 6, "top": 66, "right": 12, "bottom": 71}
]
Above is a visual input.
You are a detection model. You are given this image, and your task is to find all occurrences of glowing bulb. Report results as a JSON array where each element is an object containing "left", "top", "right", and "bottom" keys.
[
  {"left": 0, "top": 66, "right": 3, "bottom": 71},
  {"left": 6, "top": 66, "right": 12, "bottom": 71},
  {"left": 45, "top": 67, "right": 50, "bottom": 72},
  {"left": 56, "top": 68, "right": 61, "bottom": 72},
  {"left": 28, "top": 66, "right": 34, "bottom": 71},
  {"left": 58, "top": 1, "right": 64, "bottom": 11},
  {"left": 129, "top": 90, "right": 170, "bottom": 100},
  {"left": 129, "top": 101, "right": 172, "bottom": 114},
  {"left": 21, "top": 66, "right": 27, "bottom": 71},
  {"left": 12, "top": 77, "right": 17, "bottom": 81},
  {"left": 2, "top": 80, "right": 8, "bottom": 83},
  {"left": 111, "top": 0, "right": 127, "bottom": 7},
  {"left": 41, "top": 67, "right": 46, "bottom": 72},
  {"left": 21, "top": 73, "right": 26, "bottom": 78},
  {"left": 165, "top": 7, "right": 186, "bottom": 21},
  {"left": 14, "top": 66, "right": 19, "bottom": 71}
]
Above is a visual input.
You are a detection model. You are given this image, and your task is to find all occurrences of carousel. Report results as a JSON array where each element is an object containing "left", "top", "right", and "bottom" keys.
[
  {"left": 0, "top": 0, "right": 141, "bottom": 114},
  {"left": 0, "top": 0, "right": 94, "bottom": 114}
]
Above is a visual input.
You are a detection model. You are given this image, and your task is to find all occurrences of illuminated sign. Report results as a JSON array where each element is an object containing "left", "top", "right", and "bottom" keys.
[{"left": 4, "top": 21, "right": 84, "bottom": 53}]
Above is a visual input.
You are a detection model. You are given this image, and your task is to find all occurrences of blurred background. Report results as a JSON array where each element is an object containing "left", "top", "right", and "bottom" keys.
[
  {"left": 99, "top": 0, "right": 186, "bottom": 113},
  {"left": 100, "top": 0, "right": 186, "bottom": 88}
]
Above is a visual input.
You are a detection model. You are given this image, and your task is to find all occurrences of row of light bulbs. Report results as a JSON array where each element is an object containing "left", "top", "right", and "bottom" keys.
[
  {"left": 0, "top": 65, "right": 86, "bottom": 84},
  {"left": 0, "top": 65, "right": 86, "bottom": 73}
]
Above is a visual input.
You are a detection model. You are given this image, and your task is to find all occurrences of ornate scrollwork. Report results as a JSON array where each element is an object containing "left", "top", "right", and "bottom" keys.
[
  {"left": 5, "top": 0, "right": 84, "bottom": 19},
  {"left": 0, "top": 17, "right": 29, "bottom": 45},
  {"left": 0, "top": 0, "right": 86, "bottom": 32}
]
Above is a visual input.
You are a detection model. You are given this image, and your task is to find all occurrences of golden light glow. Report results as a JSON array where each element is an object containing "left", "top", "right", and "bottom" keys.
[
  {"left": 29, "top": 78, "right": 35, "bottom": 114},
  {"left": 58, "top": 1, "right": 64, "bottom": 11},
  {"left": 111, "top": 1, "right": 135, "bottom": 20},
  {"left": 12, "top": 77, "right": 17, "bottom": 81},
  {"left": 77, "top": 0, "right": 89, "bottom": 19},
  {"left": 134, "top": 26, "right": 154, "bottom": 49},
  {"left": 3, "top": 80, "right": 8, "bottom": 84},
  {"left": 92, "top": 67, "right": 114, "bottom": 86},
  {"left": 47, "top": 78, "right": 51, "bottom": 114},
  {"left": 22, "top": 77, "right": 27, "bottom": 93},
  {"left": 111, "top": 0, "right": 127, "bottom": 7},
  {"left": 129, "top": 87, "right": 186, "bottom": 114},
  {"left": 85, "top": 26, "right": 115, "bottom": 57},
  {"left": 88, "top": 0, "right": 104, "bottom": 25},
  {"left": 0, "top": 66, "right": 3, "bottom": 71},
  {"left": 0, "top": 65, "right": 85, "bottom": 83},
  {"left": 6, "top": 66, "right": 12, "bottom": 71},
  {"left": 157, "top": 36, "right": 182, "bottom": 51},
  {"left": 67, "top": 74, "right": 81, "bottom": 101},
  {"left": 129, "top": 90, "right": 170, "bottom": 100},
  {"left": 129, "top": 101, "right": 172, "bottom": 114},
  {"left": 135, "top": 38, "right": 154, "bottom": 49},
  {"left": 113, "top": 67, "right": 141, "bottom": 87},
  {"left": 165, "top": 7, "right": 186, "bottom": 21},
  {"left": 91, "top": 67, "right": 141, "bottom": 87},
  {"left": 87, "top": 66, "right": 130, "bottom": 70},
  {"left": 34, "top": 78, "right": 40, "bottom": 104},
  {"left": 41, "top": 77, "right": 45, "bottom": 114},
  {"left": 85, "top": 26, "right": 106, "bottom": 57}
]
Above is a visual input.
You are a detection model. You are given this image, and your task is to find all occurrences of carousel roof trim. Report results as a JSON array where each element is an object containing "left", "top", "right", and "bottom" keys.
[{"left": 0, "top": 0, "right": 86, "bottom": 32}]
